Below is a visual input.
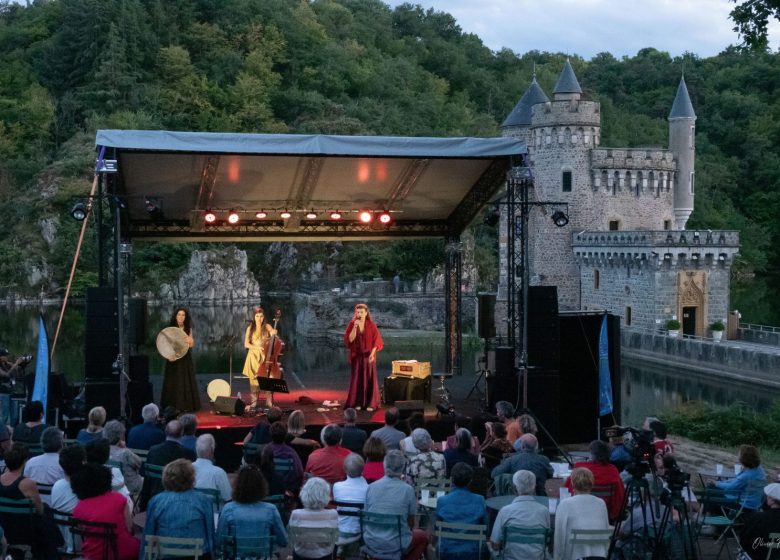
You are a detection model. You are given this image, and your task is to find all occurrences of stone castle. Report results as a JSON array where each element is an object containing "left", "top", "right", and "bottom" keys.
[{"left": 499, "top": 61, "right": 739, "bottom": 336}]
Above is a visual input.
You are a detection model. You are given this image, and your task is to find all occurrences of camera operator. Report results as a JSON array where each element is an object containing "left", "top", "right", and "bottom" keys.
[{"left": 0, "top": 348, "right": 29, "bottom": 426}]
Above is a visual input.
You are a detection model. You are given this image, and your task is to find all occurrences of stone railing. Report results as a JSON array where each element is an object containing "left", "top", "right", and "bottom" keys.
[
  {"left": 572, "top": 230, "right": 739, "bottom": 248},
  {"left": 591, "top": 148, "right": 675, "bottom": 170}
]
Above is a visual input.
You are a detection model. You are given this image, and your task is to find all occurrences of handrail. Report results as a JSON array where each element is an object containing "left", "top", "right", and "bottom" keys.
[{"left": 740, "top": 322, "right": 780, "bottom": 334}]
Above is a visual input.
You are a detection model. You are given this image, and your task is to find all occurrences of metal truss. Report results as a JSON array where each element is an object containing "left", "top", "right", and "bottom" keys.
[{"left": 444, "top": 237, "right": 462, "bottom": 375}]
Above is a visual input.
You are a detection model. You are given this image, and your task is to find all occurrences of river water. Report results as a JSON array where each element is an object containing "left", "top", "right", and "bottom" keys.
[{"left": 2, "top": 299, "right": 779, "bottom": 428}]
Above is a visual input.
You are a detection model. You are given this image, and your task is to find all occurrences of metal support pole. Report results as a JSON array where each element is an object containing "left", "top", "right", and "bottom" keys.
[{"left": 444, "top": 237, "right": 462, "bottom": 375}]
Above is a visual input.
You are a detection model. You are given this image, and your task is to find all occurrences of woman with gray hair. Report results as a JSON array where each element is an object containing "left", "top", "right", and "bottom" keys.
[
  {"left": 443, "top": 427, "right": 479, "bottom": 475},
  {"left": 405, "top": 428, "right": 446, "bottom": 486},
  {"left": 105, "top": 420, "right": 143, "bottom": 494},
  {"left": 288, "top": 477, "right": 338, "bottom": 559}
]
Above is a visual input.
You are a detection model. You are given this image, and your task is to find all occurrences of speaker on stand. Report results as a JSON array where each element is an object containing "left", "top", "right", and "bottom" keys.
[{"left": 467, "top": 293, "right": 497, "bottom": 408}]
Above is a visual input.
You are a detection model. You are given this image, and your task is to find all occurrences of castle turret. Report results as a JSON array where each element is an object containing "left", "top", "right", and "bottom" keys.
[
  {"left": 553, "top": 59, "right": 582, "bottom": 102},
  {"left": 668, "top": 76, "right": 697, "bottom": 229},
  {"left": 501, "top": 74, "right": 549, "bottom": 149}
]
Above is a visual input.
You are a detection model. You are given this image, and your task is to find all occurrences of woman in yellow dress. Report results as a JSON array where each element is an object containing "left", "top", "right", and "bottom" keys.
[{"left": 242, "top": 307, "right": 277, "bottom": 408}]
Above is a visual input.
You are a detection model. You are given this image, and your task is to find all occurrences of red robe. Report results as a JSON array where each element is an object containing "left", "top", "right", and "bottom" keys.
[{"left": 343, "top": 318, "right": 383, "bottom": 408}]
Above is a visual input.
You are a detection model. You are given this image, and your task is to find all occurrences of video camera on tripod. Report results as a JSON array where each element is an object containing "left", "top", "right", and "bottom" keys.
[{"left": 603, "top": 425, "right": 655, "bottom": 478}]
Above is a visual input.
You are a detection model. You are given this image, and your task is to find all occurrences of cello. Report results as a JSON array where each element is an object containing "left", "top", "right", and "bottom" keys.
[{"left": 257, "top": 309, "right": 284, "bottom": 379}]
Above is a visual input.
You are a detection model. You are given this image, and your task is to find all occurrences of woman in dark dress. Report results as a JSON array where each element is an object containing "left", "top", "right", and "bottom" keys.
[
  {"left": 343, "top": 303, "right": 383, "bottom": 411},
  {"left": 160, "top": 307, "right": 201, "bottom": 412}
]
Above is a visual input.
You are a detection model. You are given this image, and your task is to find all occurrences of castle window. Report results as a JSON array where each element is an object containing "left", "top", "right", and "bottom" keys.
[
  {"left": 689, "top": 126, "right": 695, "bottom": 149},
  {"left": 664, "top": 220, "right": 672, "bottom": 230},
  {"left": 594, "top": 269, "right": 600, "bottom": 290},
  {"left": 609, "top": 220, "right": 620, "bottom": 231},
  {"left": 690, "top": 171, "right": 695, "bottom": 194},
  {"left": 625, "top": 306, "right": 632, "bottom": 326},
  {"left": 562, "top": 171, "right": 572, "bottom": 192}
]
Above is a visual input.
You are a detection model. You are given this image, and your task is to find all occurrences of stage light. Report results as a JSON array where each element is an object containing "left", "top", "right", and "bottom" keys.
[
  {"left": 378, "top": 211, "right": 392, "bottom": 224},
  {"left": 145, "top": 198, "right": 163, "bottom": 220},
  {"left": 305, "top": 210, "right": 318, "bottom": 219},
  {"left": 280, "top": 209, "right": 292, "bottom": 219},
  {"left": 204, "top": 210, "right": 217, "bottom": 224},
  {"left": 551, "top": 210, "right": 569, "bottom": 228},
  {"left": 255, "top": 210, "right": 267, "bottom": 219},
  {"left": 70, "top": 201, "right": 88, "bottom": 221},
  {"left": 227, "top": 210, "right": 240, "bottom": 224},
  {"left": 329, "top": 211, "right": 342, "bottom": 220},
  {"left": 359, "top": 210, "right": 373, "bottom": 223}
]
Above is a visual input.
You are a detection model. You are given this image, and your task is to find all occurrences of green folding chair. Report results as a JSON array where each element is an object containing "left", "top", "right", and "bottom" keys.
[
  {"left": 144, "top": 535, "right": 204, "bottom": 559},
  {"left": 434, "top": 520, "right": 487, "bottom": 560},
  {"left": 499, "top": 525, "right": 550, "bottom": 560},
  {"left": 287, "top": 526, "right": 339, "bottom": 559},
  {"left": 360, "top": 511, "right": 405, "bottom": 559},
  {"left": 218, "top": 534, "right": 274, "bottom": 560}
]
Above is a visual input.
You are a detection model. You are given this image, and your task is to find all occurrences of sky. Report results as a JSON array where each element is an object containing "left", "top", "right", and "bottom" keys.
[{"left": 384, "top": 0, "right": 780, "bottom": 59}]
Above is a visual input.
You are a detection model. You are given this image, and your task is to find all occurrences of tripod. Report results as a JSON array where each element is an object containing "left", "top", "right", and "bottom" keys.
[
  {"left": 465, "top": 339, "right": 490, "bottom": 409},
  {"left": 653, "top": 488, "right": 698, "bottom": 560},
  {"left": 609, "top": 473, "right": 658, "bottom": 559}
]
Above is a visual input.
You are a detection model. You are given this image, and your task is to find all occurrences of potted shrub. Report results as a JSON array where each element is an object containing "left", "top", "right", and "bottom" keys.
[
  {"left": 666, "top": 319, "right": 681, "bottom": 337},
  {"left": 710, "top": 320, "right": 725, "bottom": 342}
]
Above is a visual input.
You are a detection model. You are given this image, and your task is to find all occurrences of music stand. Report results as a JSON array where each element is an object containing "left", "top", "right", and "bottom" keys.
[{"left": 257, "top": 377, "right": 289, "bottom": 408}]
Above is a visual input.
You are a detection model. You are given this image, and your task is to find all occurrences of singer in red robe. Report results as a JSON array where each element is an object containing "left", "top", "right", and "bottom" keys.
[{"left": 344, "top": 303, "right": 383, "bottom": 411}]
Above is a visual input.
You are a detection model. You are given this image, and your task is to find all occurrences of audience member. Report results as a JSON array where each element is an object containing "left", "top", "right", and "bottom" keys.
[
  {"left": 564, "top": 439, "right": 626, "bottom": 521},
  {"left": 142, "top": 459, "right": 215, "bottom": 559},
  {"left": 162, "top": 406, "right": 180, "bottom": 424},
  {"left": 305, "top": 423, "right": 351, "bottom": 485},
  {"left": 243, "top": 406, "right": 283, "bottom": 445},
  {"left": 76, "top": 406, "right": 107, "bottom": 445},
  {"left": 23, "top": 426, "right": 65, "bottom": 500},
  {"left": 362, "top": 437, "right": 386, "bottom": 483},
  {"left": 495, "top": 401, "right": 520, "bottom": 444},
  {"left": 445, "top": 415, "right": 480, "bottom": 456},
  {"left": 480, "top": 422, "right": 514, "bottom": 470},
  {"left": 259, "top": 445, "right": 288, "bottom": 499},
  {"left": 371, "top": 407, "right": 405, "bottom": 451},
  {"left": 216, "top": 464, "right": 288, "bottom": 553},
  {"left": 287, "top": 410, "right": 321, "bottom": 466},
  {"left": 51, "top": 445, "right": 86, "bottom": 553},
  {"left": 139, "top": 419, "right": 196, "bottom": 511},
  {"left": 340, "top": 408, "right": 368, "bottom": 454},
  {"left": 648, "top": 420, "right": 674, "bottom": 455},
  {"left": 609, "top": 432, "right": 633, "bottom": 472},
  {"left": 489, "top": 470, "right": 549, "bottom": 560},
  {"left": 267, "top": 421, "right": 303, "bottom": 492},
  {"left": 127, "top": 403, "right": 165, "bottom": 450},
  {"left": 71, "top": 463, "right": 140, "bottom": 560},
  {"left": 363, "top": 450, "right": 428, "bottom": 560},
  {"left": 554, "top": 467, "right": 610, "bottom": 560},
  {"left": 405, "top": 428, "right": 446, "bottom": 486},
  {"left": 193, "top": 434, "right": 232, "bottom": 508},
  {"left": 105, "top": 420, "right": 143, "bottom": 495},
  {"left": 179, "top": 413, "right": 198, "bottom": 451},
  {"left": 435, "top": 462, "right": 488, "bottom": 559},
  {"left": 517, "top": 414, "right": 538, "bottom": 437},
  {"left": 491, "top": 433, "right": 553, "bottom": 496},
  {"left": 288, "top": 477, "right": 339, "bottom": 559},
  {"left": 332, "top": 453, "right": 368, "bottom": 547},
  {"left": 443, "top": 428, "right": 479, "bottom": 475},
  {"left": 739, "top": 483, "right": 780, "bottom": 560},
  {"left": 11, "top": 400, "right": 49, "bottom": 444},
  {"left": 85, "top": 438, "right": 130, "bottom": 499},
  {"left": 0, "top": 421, "right": 11, "bottom": 455},
  {"left": 398, "top": 413, "right": 426, "bottom": 455},
  {"left": 714, "top": 444, "right": 767, "bottom": 511}
]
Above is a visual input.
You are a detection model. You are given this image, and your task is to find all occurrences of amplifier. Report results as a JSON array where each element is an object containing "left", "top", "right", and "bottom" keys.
[
  {"left": 213, "top": 396, "right": 244, "bottom": 416},
  {"left": 391, "top": 360, "right": 431, "bottom": 379}
]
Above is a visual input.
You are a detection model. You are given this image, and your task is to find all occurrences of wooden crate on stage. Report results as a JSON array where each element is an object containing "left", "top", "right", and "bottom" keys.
[{"left": 391, "top": 360, "right": 431, "bottom": 379}]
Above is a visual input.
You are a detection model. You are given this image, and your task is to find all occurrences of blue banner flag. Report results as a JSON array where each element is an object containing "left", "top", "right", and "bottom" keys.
[
  {"left": 32, "top": 314, "right": 50, "bottom": 412},
  {"left": 598, "top": 313, "right": 613, "bottom": 416}
]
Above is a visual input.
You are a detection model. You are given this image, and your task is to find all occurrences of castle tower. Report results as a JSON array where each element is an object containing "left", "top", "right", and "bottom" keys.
[
  {"left": 668, "top": 76, "right": 697, "bottom": 229},
  {"left": 500, "top": 73, "right": 550, "bottom": 151}
]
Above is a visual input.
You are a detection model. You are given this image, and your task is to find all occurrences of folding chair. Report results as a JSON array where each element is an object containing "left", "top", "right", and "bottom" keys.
[
  {"left": 499, "top": 526, "right": 549, "bottom": 560},
  {"left": 144, "top": 535, "right": 204, "bottom": 559},
  {"left": 696, "top": 485, "right": 747, "bottom": 559},
  {"left": 360, "top": 511, "right": 405, "bottom": 559},
  {"left": 218, "top": 534, "right": 274, "bottom": 560},
  {"left": 273, "top": 456, "right": 294, "bottom": 474},
  {"left": 287, "top": 526, "right": 339, "bottom": 559},
  {"left": 69, "top": 517, "right": 119, "bottom": 560},
  {"left": 569, "top": 528, "right": 613, "bottom": 559},
  {"left": 242, "top": 442, "right": 262, "bottom": 464},
  {"left": 433, "top": 520, "right": 487, "bottom": 560},
  {"left": 415, "top": 478, "right": 451, "bottom": 528},
  {"left": 0, "top": 496, "right": 36, "bottom": 558},
  {"left": 195, "top": 487, "right": 222, "bottom": 511}
]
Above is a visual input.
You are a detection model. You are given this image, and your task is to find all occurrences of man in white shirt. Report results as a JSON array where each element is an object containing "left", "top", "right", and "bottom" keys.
[
  {"left": 490, "top": 470, "right": 550, "bottom": 560},
  {"left": 23, "top": 426, "right": 65, "bottom": 504},
  {"left": 193, "top": 433, "right": 232, "bottom": 511},
  {"left": 332, "top": 453, "right": 368, "bottom": 547},
  {"left": 51, "top": 445, "right": 86, "bottom": 553}
]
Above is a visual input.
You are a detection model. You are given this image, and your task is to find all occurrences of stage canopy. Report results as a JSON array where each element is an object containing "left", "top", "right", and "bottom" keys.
[{"left": 95, "top": 130, "right": 526, "bottom": 241}]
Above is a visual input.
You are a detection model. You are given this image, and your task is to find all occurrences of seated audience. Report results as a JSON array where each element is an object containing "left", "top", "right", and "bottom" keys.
[
  {"left": 139, "top": 419, "right": 196, "bottom": 511},
  {"left": 362, "top": 437, "right": 386, "bottom": 483},
  {"left": 564, "top": 439, "right": 626, "bottom": 521},
  {"left": 649, "top": 420, "right": 674, "bottom": 455},
  {"left": 105, "top": 420, "right": 143, "bottom": 495},
  {"left": 492, "top": 433, "right": 553, "bottom": 496},
  {"left": 242, "top": 406, "right": 283, "bottom": 446},
  {"left": 495, "top": 401, "right": 521, "bottom": 445},
  {"left": 435, "top": 462, "right": 488, "bottom": 559},
  {"left": 609, "top": 432, "right": 633, "bottom": 472},
  {"left": 179, "top": 413, "right": 198, "bottom": 452},
  {"left": 266, "top": 421, "right": 303, "bottom": 492},
  {"left": 142, "top": 459, "right": 215, "bottom": 559},
  {"left": 363, "top": 450, "right": 428, "bottom": 560},
  {"left": 305, "top": 423, "right": 351, "bottom": 485},
  {"left": 76, "top": 406, "right": 107, "bottom": 445},
  {"left": 399, "top": 413, "right": 426, "bottom": 455},
  {"left": 445, "top": 415, "right": 480, "bottom": 456},
  {"left": 12, "top": 400, "right": 49, "bottom": 444},
  {"left": 443, "top": 428, "right": 479, "bottom": 475},
  {"left": 23, "top": 426, "right": 65, "bottom": 501},
  {"left": 259, "top": 445, "right": 288, "bottom": 500},
  {"left": 127, "top": 403, "right": 165, "bottom": 450},
  {"left": 71, "top": 463, "right": 140, "bottom": 560},
  {"left": 517, "top": 414, "right": 538, "bottom": 437},
  {"left": 489, "top": 470, "right": 549, "bottom": 560},
  {"left": 193, "top": 434, "right": 232, "bottom": 508},
  {"left": 288, "top": 477, "right": 339, "bottom": 559},
  {"left": 480, "top": 422, "right": 514, "bottom": 470},
  {"left": 287, "top": 410, "right": 321, "bottom": 466},
  {"left": 714, "top": 444, "right": 767, "bottom": 511},
  {"left": 332, "top": 453, "right": 369, "bottom": 546},
  {"left": 85, "top": 439, "right": 130, "bottom": 499},
  {"left": 405, "top": 428, "right": 446, "bottom": 486},
  {"left": 371, "top": 407, "right": 406, "bottom": 451},
  {"left": 554, "top": 467, "right": 610, "bottom": 560},
  {"left": 340, "top": 408, "right": 368, "bottom": 455},
  {"left": 51, "top": 445, "right": 86, "bottom": 553},
  {"left": 739, "top": 483, "right": 780, "bottom": 560},
  {"left": 216, "top": 464, "right": 287, "bottom": 554},
  {"left": 0, "top": 421, "right": 10, "bottom": 456}
]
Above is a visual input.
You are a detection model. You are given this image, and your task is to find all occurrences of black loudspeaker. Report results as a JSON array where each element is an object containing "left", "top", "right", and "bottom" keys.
[
  {"left": 395, "top": 400, "right": 425, "bottom": 419},
  {"left": 477, "top": 293, "right": 497, "bottom": 339},
  {"left": 527, "top": 286, "right": 560, "bottom": 370},
  {"left": 494, "top": 346, "right": 515, "bottom": 377},
  {"left": 526, "top": 368, "right": 560, "bottom": 447},
  {"left": 85, "top": 288, "right": 118, "bottom": 380},
  {"left": 127, "top": 298, "right": 147, "bottom": 346},
  {"left": 127, "top": 380, "right": 154, "bottom": 425},
  {"left": 85, "top": 380, "right": 121, "bottom": 420},
  {"left": 214, "top": 396, "right": 244, "bottom": 416},
  {"left": 129, "top": 355, "right": 149, "bottom": 383},
  {"left": 383, "top": 376, "right": 431, "bottom": 405},
  {"left": 487, "top": 373, "right": 519, "bottom": 410}
]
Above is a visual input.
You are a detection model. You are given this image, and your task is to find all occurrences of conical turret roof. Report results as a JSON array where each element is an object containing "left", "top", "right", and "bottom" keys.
[
  {"left": 553, "top": 59, "right": 582, "bottom": 94},
  {"left": 668, "top": 77, "right": 696, "bottom": 119},
  {"left": 501, "top": 77, "right": 550, "bottom": 127}
]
